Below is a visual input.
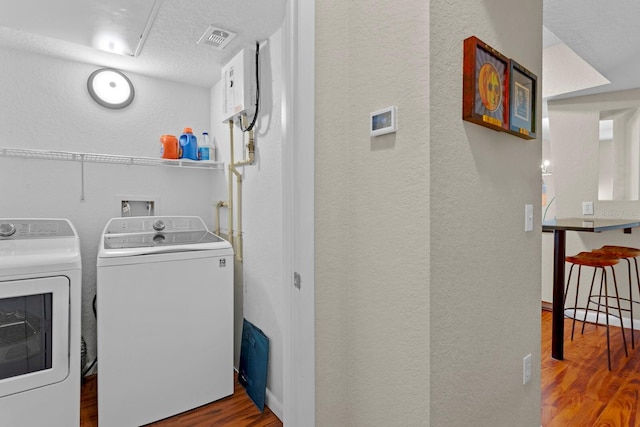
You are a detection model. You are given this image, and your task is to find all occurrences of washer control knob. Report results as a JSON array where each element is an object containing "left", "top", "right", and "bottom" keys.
[
  {"left": 0, "top": 223, "right": 16, "bottom": 237},
  {"left": 153, "top": 219, "right": 165, "bottom": 231},
  {"left": 153, "top": 234, "right": 166, "bottom": 245}
]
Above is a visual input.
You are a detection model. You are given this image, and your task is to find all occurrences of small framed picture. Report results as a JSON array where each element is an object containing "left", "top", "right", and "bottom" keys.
[
  {"left": 508, "top": 60, "right": 537, "bottom": 140},
  {"left": 462, "top": 36, "right": 510, "bottom": 133}
]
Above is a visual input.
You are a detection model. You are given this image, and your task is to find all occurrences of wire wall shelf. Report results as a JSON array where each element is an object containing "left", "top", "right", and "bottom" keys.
[{"left": 0, "top": 147, "right": 224, "bottom": 170}]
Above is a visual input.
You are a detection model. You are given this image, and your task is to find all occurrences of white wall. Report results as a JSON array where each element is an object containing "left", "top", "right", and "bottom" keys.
[
  {"left": 210, "top": 29, "right": 286, "bottom": 418},
  {"left": 0, "top": 48, "right": 210, "bottom": 157},
  {"left": 1, "top": 22, "right": 289, "bottom": 420},
  {"left": 599, "top": 138, "right": 614, "bottom": 200},
  {"left": 543, "top": 89, "right": 640, "bottom": 318},
  {"left": 548, "top": 88, "right": 640, "bottom": 216},
  {"left": 0, "top": 46, "right": 220, "bottom": 373},
  {"left": 626, "top": 109, "right": 640, "bottom": 200},
  {"left": 542, "top": 232, "right": 554, "bottom": 303}
]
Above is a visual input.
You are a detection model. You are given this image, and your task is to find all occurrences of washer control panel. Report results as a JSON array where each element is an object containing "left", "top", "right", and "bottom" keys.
[
  {"left": 104, "top": 230, "right": 223, "bottom": 249},
  {"left": 153, "top": 219, "right": 166, "bottom": 231},
  {"left": 102, "top": 216, "right": 222, "bottom": 251},
  {"left": 0, "top": 223, "right": 16, "bottom": 237},
  {"left": 104, "top": 216, "right": 205, "bottom": 235},
  {"left": 0, "top": 219, "right": 74, "bottom": 239}
]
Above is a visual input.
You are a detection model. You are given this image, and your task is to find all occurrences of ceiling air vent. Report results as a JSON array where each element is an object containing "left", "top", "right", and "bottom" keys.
[{"left": 197, "top": 26, "right": 236, "bottom": 50}]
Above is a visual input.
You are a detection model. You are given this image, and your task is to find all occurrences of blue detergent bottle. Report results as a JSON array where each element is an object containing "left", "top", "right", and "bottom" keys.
[{"left": 179, "top": 127, "right": 198, "bottom": 160}]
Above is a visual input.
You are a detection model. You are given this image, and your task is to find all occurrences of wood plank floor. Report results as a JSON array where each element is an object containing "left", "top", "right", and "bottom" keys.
[
  {"left": 80, "top": 373, "right": 282, "bottom": 426},
  {"left": 81, "top": 311, "right": 638, "bottom": 426},
  {"left": 542, "top": 309, "right": 640, "bottom": 426}
]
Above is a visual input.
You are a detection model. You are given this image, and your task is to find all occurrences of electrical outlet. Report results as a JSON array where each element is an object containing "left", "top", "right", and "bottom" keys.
[
  {"left": 582, "top": 201, "right": 594, "bottom": 215},
  {"left": 523, "top": 353, "right": 532, "bottom": 385}
]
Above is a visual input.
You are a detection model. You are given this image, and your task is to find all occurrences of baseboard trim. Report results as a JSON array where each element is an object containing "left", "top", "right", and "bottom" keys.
[
  {"left": 541, "top": 301, "right": 552, "bottom": 312},
  {"left": 265, "top": 387, "right": 283, "bottom": 421},
  {"left": 234, "top": 367, "right": 283, "bottom": 421}
]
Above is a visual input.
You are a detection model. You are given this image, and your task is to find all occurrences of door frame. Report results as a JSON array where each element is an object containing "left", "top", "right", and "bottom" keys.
[{"left": 282, "top": 0, "right": 315, "bottom": 424}]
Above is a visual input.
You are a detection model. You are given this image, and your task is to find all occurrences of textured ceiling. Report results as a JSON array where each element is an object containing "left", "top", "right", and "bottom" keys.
[
  {"left": 0, "top": 0, "right": 287, "bottom": 88},
  {"left": 543, "top": 0, "right": 640, "bottom": 99},
  {"left": 1, "top": 1, "right": 636, "bottom": 97}
]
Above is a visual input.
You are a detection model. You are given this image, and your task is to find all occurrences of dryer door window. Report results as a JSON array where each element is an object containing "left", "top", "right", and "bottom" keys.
[
  {"left": 0, "top": 277, "right": 69, "bottom": 398},
  {"left": 0, "top": 293, "right": 53, "bottom": 380}
]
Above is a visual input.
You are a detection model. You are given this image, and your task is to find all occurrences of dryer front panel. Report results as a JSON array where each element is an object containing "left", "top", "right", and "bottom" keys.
[{"left": 0, "top": 276, "right": 70, "bottom": 398}]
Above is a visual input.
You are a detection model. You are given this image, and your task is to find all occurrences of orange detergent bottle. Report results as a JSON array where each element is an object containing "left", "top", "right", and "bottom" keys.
[{"left": 160, "top": 135, "right": 180, "bottom": 159}]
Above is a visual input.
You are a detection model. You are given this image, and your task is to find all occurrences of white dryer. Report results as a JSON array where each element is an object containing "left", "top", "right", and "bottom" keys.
[
  {"left": 96, "top": 216, "right": 234, "bottom": 427},
  {"left": 0, "top": 218, "right": 81, "bottom": 427}
]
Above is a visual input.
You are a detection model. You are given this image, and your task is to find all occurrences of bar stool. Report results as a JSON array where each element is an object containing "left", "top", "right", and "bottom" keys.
[
  {"left": 593, "top": 245, "right": 640, "bottom": 348},
  {"left": 564, "top": 251, "right": 628, "bottom": 370}
]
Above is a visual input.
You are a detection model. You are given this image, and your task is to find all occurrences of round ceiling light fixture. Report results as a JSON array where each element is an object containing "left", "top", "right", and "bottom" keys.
[{"left": 87, "top": 68, "right": 135, "bottom": 109}]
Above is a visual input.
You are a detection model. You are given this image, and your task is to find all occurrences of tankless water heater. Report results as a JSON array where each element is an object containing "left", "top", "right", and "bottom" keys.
[{"left": 221, "top": 47, "right": 256, "bottom": 123}]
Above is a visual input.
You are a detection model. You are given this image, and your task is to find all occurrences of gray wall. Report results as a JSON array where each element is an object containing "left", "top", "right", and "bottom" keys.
[
  {"left": 316, "top": 0, "right": 430, "bottom": 425},
  {"left": 430, "top": 0, "right": 542, "bottom": 425},
  {"left": 315, "top": 0, "right": 543, "bottom": 425}
]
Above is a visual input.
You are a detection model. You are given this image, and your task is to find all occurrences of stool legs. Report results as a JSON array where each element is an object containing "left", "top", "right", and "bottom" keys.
[
  {"left": 583, "top": 266, "right": 628, "bottom": 370},
  {"left": 593, "top": 246, "right": 640, "bottom": 349},
  {"left": 564, "top": 259, "right": 628, "bottom": 371},
  {"left": 624, "top": 258, "right": 636, "bottom": 348},
  {"left": 608, "top": 257, "right": 640, "bottom": 349},
  {"left": 631, "top": 257, "right": 640, "bottom": 347},
  {"left": 565, "top": 264, "right": 592, "bottom": 342}
]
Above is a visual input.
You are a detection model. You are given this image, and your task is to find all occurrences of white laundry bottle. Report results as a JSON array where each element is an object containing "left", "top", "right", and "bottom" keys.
[{"left": 199, "top": 132, "right": 214, "bottom": 161}]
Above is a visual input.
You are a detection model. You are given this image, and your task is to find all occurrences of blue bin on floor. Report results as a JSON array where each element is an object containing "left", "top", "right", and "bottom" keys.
[{"left": 239, "top": 318, "right": 269, "bottom": 411}]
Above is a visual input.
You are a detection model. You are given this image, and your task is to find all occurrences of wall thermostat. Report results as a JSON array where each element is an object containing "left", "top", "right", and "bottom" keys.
[{"left": 370, "top": 106, "right": 397, "bottom": 137}]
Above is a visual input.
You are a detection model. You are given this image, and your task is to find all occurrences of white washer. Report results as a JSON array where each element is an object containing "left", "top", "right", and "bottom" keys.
[
  {"left": 96, "top": 216, "right": 234, "bottom": 427},
  {"left": 0, "top": 218, "right": 81, "bottom": 427}
]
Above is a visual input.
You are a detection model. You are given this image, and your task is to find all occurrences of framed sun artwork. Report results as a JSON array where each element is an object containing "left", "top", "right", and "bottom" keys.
[{"left": 462, "top": 36, "right": 510, "bottom": 133}]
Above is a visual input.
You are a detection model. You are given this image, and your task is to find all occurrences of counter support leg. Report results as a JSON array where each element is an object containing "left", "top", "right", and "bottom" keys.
[{"left": 552, "top": 229, "right": 566, "bottom": 360}]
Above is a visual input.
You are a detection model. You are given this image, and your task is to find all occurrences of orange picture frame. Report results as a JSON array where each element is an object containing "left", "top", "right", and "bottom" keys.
[{"left": 462, "top": 36, "right": 510, "bottom": 133}]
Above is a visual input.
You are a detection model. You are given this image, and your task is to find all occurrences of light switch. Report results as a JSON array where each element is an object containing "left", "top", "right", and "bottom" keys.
[
  {"left": 582, "top": 201, "right": 594, "bottom": 216},
  {"left": 525, "top": 204, "right": 534, "bottom": 232}
]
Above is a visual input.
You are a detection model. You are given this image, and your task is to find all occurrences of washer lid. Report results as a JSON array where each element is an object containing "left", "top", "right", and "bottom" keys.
[
  {"left": 102, "top": 216, "right": 208, "bottom": 235},
  {"left": 104, "top": 230, "right": 223, "bottom": 250},
  {"left": 98, "top": 216, "right": 232, "bottom": 258}
]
